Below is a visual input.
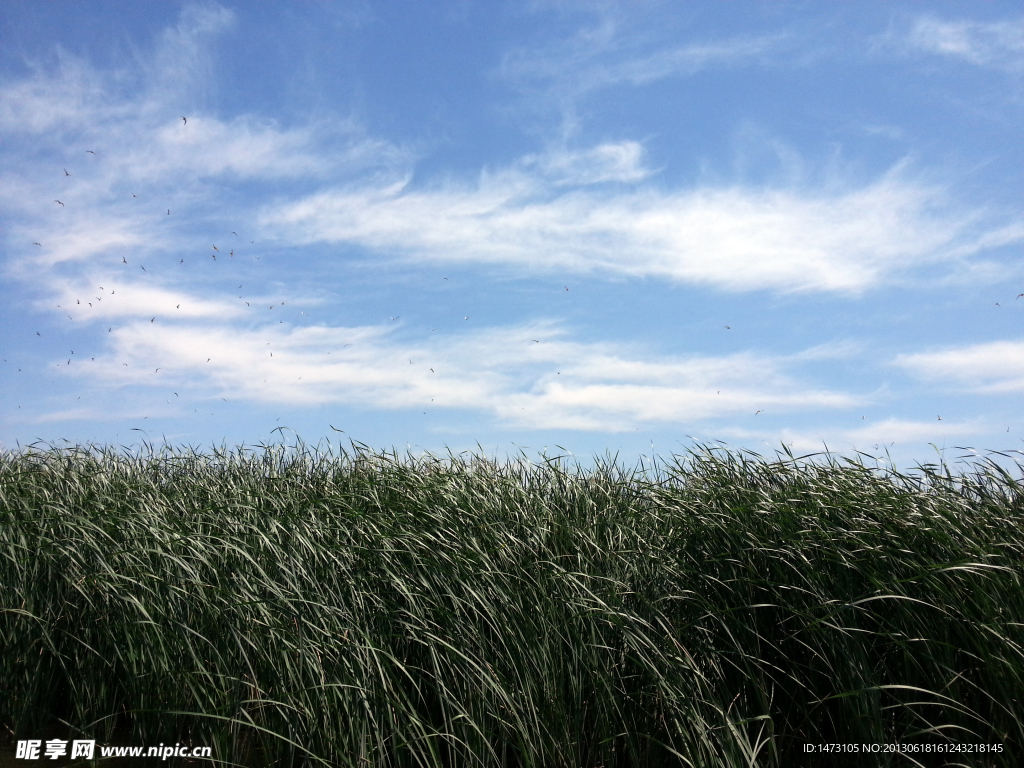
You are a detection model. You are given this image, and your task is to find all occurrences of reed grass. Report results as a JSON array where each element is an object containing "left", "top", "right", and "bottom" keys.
[{"left": 2, "top": 440, "right": 1022, "bottom": 767}]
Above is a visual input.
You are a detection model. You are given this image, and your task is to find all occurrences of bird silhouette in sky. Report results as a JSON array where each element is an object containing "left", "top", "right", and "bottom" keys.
[
  {"left": 63, "top": 169, "right": 69, "bottom": 176},
  {"left": 54, "top": 200, "right": 64, "bottom": 206},
  {"left": 122, "top": 257, "right": 127, "bottom": 263},
  {"left": 182, "top": 116, "right": 187, "bottom": 125},
  {"left": 86, "top": 150, "right": 96, "bottom": 155},
  {"left": 33, "top": 242, "right": 41, "bottom": 246},
  {"left": 132, "top": 193, "right": 138, "bottom": 198}
]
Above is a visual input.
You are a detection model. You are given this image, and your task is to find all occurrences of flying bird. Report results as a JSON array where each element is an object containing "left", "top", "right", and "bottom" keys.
[
  {"left": 182, "top": 116, "right": 187, "bottom": 125},
  {"left": 167, "top": 210, "right": 170, "bottom": 215},
  {"left": 132, "top": 193, "right": 138, "bottom": 198},
  {"left": 33, "top": 242, "right": 41, "bottom": 246},
  {"left": 64, "top": 169, "right": 70, "bottom": 176},
  {"left": 212, "top": 245, "right": 219, "bottom": 251},
  {"left": 755, "top": 410, "right": 763, "bottom": 415},
  {"left": 150, "top": 317, "right": 155, "bottom": 323},
  {"left": 54, "top": 200, "right": 64, "bottom": 206},
  {"left": 86, "top": 150, "right": 96, "bottom": 155},
  {"left": 122, "top": 257, "right": 127, "bottom": 263}
]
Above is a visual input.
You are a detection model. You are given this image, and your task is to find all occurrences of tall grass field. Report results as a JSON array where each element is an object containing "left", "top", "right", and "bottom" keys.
[{"left": 2, "top": 441, "right": 1022, "bottom": 767}]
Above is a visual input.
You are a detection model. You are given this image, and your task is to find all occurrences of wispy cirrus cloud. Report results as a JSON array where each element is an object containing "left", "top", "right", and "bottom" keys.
[
  {"left": 501, "top": 27, "right": 788, "bottom": 94},
  {"left": 497, "top": 14, "right": 792, "bottom": 138},
  {"left": 904, "top": 15, "right": 1024, "bottom": 73}
]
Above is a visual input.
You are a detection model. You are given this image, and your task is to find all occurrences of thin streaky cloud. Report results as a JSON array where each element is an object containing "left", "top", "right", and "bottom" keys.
[
  {"left": 501, "top": 22, "right": 789, "bottom": 94},
  {"left": 894, "top": 341, "right": 1024, "bottom": 393},
  {"left": 40, "top": 281, "right": 246, "bottom": 322},
  {"left": 67, "top": 320, "right": 861, "bottom": 431}
]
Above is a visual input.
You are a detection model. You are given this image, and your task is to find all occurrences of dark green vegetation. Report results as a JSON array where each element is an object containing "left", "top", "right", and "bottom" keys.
[{"left": 2, "top": 441, "right": 1022, "bottom": 767}]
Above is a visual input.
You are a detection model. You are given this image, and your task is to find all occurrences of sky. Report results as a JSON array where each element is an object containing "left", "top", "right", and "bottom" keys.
[{"left": 2, "top": 1, "right": 1023, "bottom": 471}]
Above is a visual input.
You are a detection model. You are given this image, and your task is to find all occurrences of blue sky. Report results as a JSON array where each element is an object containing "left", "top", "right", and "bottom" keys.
[{"left": 2, "top": 1, "right": 1023, "bottom": 469}]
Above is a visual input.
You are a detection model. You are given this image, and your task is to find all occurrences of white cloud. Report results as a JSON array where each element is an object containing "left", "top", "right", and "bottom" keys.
[
  {"left": 42, "top": 279, "right": 245, "bottom": 322},
  {"left": 894, "top": 340, "right": 1024, "bottom": 393},
  {"left": 521, "top": 141, "right": 655, "bottom": 185},
  {"left": 263, "top": 164, "right": 984, "bottom": 294},
  {"left": 67, "top": 320, "right": 861, "bottom": 431},
  {"left": 906, "top": 16, "right": 1024, "bottom": 72}
]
